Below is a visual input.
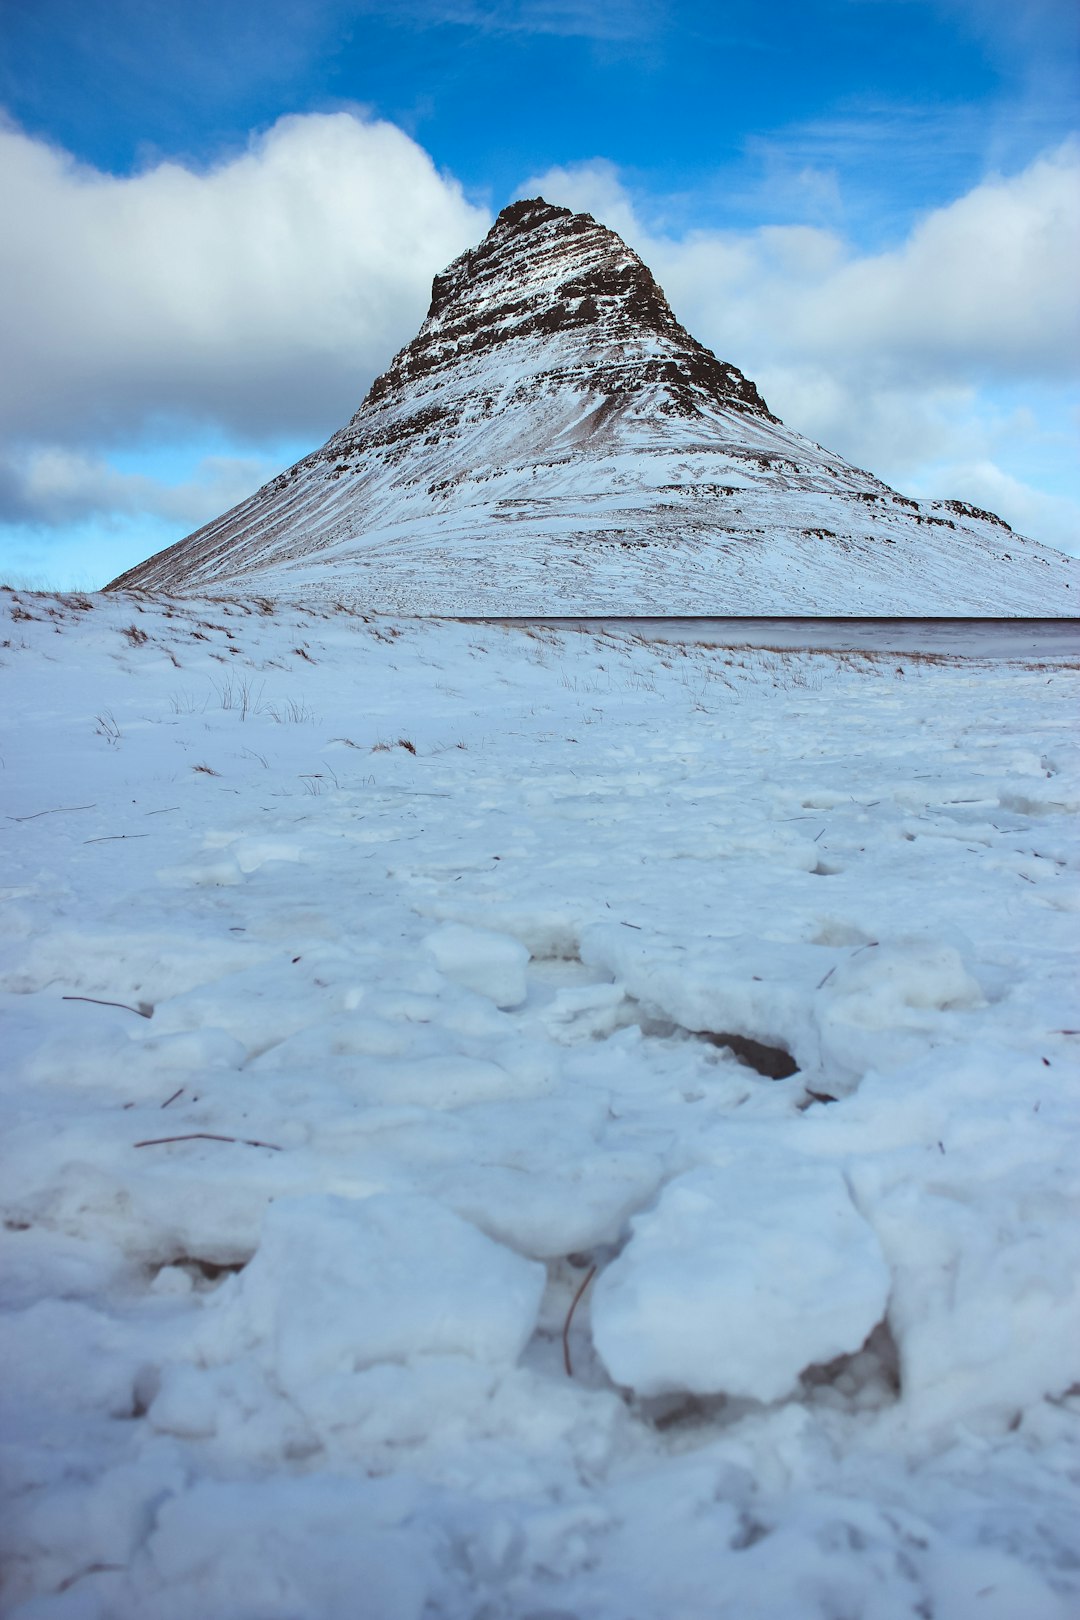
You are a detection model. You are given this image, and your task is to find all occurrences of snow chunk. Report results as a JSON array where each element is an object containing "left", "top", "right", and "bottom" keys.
[
  {"left": 201, "top": 1194, "right": 545, "bottom": 1417},
  {"left": 819, "top": 938, "right": 984, "bottom": 1074},
  {"left": 826, "top": 938, "right": 982, "bottom": 1019},
  {"left": 424, "top": 921, "right": 530, "bottom": 1008},
  {"left": 591, "top": 1159, "right": 890, "bottom": 1401},
  {"left": 433, "top": 1146, "right": 665, "bottom": 1259},
  {"left": 581, "top": 923, "right": 986, "bottom": 1082},
  {"left": 580, "top": 923, "right": 824, "bottom": 1071}
]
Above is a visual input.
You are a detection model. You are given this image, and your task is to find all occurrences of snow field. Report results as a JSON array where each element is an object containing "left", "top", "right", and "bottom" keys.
[{"left": 1, "top": 586, "right": 1079, "bottom": 1618}]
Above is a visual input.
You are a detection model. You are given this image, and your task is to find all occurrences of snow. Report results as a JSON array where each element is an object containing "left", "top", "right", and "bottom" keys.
[
  {"left": 591, "top": 1159, "right": 892, "bottom": 1401},
  {"left": 424, "top": 921, "right": 531, "bottom": 1008},
  {"left": 197, "top": 1194, "right": 546, "bottom": 1392},
  {"left": 1, "top": 585, "right": 1079, "bottom": 1618}
]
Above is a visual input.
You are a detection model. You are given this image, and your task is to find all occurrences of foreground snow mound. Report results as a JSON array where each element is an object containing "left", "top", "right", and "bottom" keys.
[
  {"left": 423, "top": 920, "right": 530, "bottom": 1009},
  {"left": 200, "top": 1193, "right": 545, "bottom": 1409},
  {"left": 592, "top": 1158, "right": 891, "bottom": 1401},
  {"left": 581, "top": 924, "right": 987, "bottom": 1084}
]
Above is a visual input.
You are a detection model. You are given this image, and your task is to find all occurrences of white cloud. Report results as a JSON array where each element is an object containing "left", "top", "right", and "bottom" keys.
[
  {"left": 0, "top": 446, "right": 284, "bottom": 529},
  {"left": 0, "top": 110, "right": 490, "bottom": 449},
  {"left": 522, "top": 144, "right": 1080, "bottom": 549},
  {"left": 532, "top": 141, "right": 1080, "bottom": 383},
  {"left": 782, "top": 144, "right": 1080, "bottom": 377},
  {"left": 905, "top": 460, "right": 1080, "bottom": 557}
]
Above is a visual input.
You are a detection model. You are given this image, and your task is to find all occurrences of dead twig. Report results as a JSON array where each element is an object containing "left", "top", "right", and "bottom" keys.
[
  {"left": 57, "top": 1565, "right": 126, "bottom": 1595},
  {"left": 134, "top": 1132, "right": 282, "bottom": 1151},
  {"left": 62, "top": 995, "right": 153, "bottom": 1018},
  {"left": 160, "top": 1087, "right": 185, "bottom": 1109},
  {"left": 7, "top": 803, "right": 96, "bottom": 821},
  {"left": 83, "top": 834, "right": 151, "bottom": 844},
  {"left": 563, "top": 1264, "right": 597, "bottom": 1377}
]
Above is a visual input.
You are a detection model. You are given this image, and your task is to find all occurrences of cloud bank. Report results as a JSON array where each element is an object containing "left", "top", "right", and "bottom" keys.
[
  {"left": 0, "top": 110, "right": 489, "bottom": 447},
  {"left": 1, "top": 109, "right": 1077, "bottom": 557},
  {"left": 0, "top": 446, "right": 284, "bottom": 529}
]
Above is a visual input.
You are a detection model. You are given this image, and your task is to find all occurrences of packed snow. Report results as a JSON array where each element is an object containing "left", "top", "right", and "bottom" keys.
[{"left": 1, "top": 585, "right": 1079, "bottom": 1619}]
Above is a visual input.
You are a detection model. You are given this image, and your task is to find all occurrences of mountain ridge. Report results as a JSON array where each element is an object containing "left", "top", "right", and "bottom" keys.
[{"left": 108, "top": 198, "right": 1075, "bottom": 615}]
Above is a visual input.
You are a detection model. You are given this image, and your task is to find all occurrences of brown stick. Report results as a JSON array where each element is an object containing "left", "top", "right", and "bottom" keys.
[
  {"left": 84, "top": 834, "right": 150, "bottom": 844},
  {"left": 7, "top": 803, "right": 96, "bottom": 821},
  {"left": 62, "top": 995, "right": 153, "bottom": 1018},
  {"left": 134, "top": 1132, "right": 282, "bottom": 1151},
  {"left": 563, "top": 1264, "right": 597, "bottom": 1377},
  {"left": 160, "top": 1087, "right": 185, "bottom": 1109}
]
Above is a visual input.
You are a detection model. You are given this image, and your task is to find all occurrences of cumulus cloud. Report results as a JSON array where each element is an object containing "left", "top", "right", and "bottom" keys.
[
  {"left": 781, "top": 145, "right": 1080, "bottom": 377},
  {"left": 0, "top": 446, "right": 283, "bottom": 529},
  {"left": 522, "top": 143, "right": 1080, "bottom": 548},
  {"left": 526, "top": 141, "right": 1080, "bottom": 382},
  {"left": 0, "top": 110, "right": 490, "bottom": 448}
]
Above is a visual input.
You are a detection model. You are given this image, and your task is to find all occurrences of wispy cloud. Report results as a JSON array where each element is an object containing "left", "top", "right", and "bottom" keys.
[
  {"left": 0, "top": 447, "right": 283, "bottom": 530},
  {"left": 354, "top": 0, "right": 665, "bottom": 41}
]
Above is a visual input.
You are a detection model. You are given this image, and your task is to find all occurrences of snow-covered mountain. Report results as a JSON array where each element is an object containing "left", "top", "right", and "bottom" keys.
[{"left": 109, "top": 197, "right": 1075, "bottom": 614}]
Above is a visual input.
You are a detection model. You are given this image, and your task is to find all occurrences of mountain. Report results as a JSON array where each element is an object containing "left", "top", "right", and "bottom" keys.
[{"left": 108, "top": 198, "right": 1075, "bottom": 615}]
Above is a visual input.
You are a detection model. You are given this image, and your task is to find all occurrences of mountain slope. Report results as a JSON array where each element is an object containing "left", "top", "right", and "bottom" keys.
[{"left": 108, "top": 198, "right": 1076, "bottom": 615}]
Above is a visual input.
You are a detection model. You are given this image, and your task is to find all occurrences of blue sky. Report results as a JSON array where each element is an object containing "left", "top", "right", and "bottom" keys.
[{"left": 1, "top": 0, "right": 1077, "bottom": 586}]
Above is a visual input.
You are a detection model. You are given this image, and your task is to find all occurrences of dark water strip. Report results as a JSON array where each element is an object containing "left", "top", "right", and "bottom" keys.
[{"left": 461, "top": 618, "right": 1080, "bottom": 660}]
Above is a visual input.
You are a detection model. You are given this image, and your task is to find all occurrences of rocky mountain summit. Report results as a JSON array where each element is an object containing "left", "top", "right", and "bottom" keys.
[{"left": 109, "top": 198, "right": 1074, "bottom": 614}]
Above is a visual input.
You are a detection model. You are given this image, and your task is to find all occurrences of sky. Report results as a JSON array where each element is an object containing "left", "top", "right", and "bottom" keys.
[{"left": 0, "top": 0, "right": 1077, "bottom": 588}]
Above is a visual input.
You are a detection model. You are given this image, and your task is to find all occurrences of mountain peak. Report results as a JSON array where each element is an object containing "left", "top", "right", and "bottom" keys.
[
  {"left": 363, "top": 193, "right": 774, "bottom": 422},
  {"left": 490, "top": 195, "right": 575, "bottom": 235}
]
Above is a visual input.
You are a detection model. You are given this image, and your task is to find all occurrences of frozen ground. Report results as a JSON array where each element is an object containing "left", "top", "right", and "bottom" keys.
[{"left": 1, "top": 586, "right": 1078, "bottom": 1619}]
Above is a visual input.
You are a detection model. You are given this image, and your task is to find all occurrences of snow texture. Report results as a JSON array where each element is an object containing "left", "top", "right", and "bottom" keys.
[
  {"left": 1, "top": 586, "right": 1079, "bottom": 1619},
  {"left": 424, "top": 921, "right": 530, "bottom": 1008}
]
